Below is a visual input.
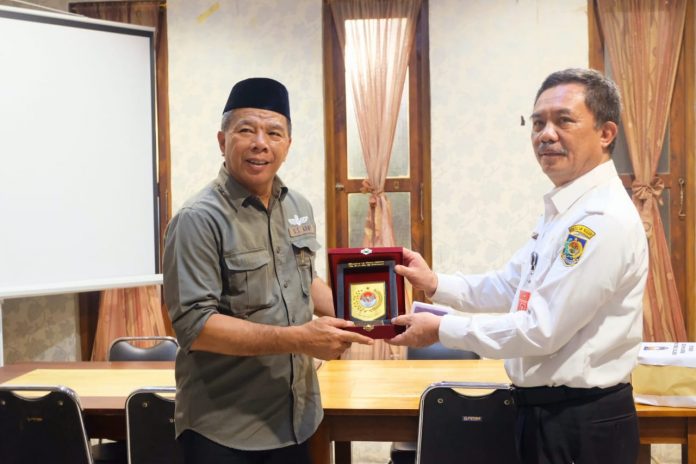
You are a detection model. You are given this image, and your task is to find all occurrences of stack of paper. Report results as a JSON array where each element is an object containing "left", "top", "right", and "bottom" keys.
[{"left": 633, "top": 342, "right": 696, "bottom": 407}]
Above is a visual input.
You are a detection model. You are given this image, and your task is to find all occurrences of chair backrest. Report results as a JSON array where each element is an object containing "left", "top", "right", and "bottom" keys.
[
  {"left": 126, "top": 387, "right": 184, "bottom": 464},
  {"left": 407, "top": 342, "right": 480, "bottom": 360},
  {"left": 416, "top": 382, "right": 521, "bottom": 464},
  {"left": 0, "top": 385, "right": 93, "bottom": 464},
  {"left": 108, "top": 336, "right": 179, "bottom": 362}
]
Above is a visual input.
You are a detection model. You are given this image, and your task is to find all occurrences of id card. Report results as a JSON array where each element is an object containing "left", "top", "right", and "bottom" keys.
[{"left": 517, "top": 290, "right": 531, "bottom": 311}]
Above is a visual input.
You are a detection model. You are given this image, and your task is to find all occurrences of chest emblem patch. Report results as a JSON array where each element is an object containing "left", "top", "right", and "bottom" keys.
[
  {"left": 560, "top": 224, "right": 596, "bottom": 266},
  {"left": 289, "top": 214, "right": 308, "bottom": 226},
  {"left": 288, "top": 214, "right": 315, "bottom": 237}
]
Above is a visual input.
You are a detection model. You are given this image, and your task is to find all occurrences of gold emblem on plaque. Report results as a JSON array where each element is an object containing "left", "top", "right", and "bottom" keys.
[{"left": 350, "top": 282, "right": 386, "bottom": 322}]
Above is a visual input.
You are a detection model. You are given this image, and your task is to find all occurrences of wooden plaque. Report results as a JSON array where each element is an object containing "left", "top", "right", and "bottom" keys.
[{"left": 328, "top": 247, "right": 406, "bottom": 339}]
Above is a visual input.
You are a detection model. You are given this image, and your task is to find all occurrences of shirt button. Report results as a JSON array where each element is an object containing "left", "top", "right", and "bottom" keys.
[
  {"left": 276, "top": 246, "right": 281, "bottom": 254},
  {"left": 283, "top": 281, "right": 289, "bottom": 288}
]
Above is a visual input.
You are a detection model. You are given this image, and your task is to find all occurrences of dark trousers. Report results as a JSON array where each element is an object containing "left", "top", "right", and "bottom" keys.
[
  {"left": 514, "top": 383, "right": 639, "bottom": 464},
  {"left": 178, "top": 429, "right": 312, "bottom": 464}
]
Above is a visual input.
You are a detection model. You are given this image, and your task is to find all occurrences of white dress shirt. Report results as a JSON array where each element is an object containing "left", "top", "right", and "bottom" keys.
[{"left": 435, "top": 161, "right": 648, "bottom": 388}]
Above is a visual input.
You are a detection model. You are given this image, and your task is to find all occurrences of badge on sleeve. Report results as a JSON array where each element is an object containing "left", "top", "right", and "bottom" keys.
[{"left": 560, "top": 224, "right": 596, "bottom": 266}]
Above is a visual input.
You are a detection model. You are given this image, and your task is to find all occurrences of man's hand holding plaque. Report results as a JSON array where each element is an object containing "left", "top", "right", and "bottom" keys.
[{"left": 328, "top": 247, "right": 407, "bottom": 339}]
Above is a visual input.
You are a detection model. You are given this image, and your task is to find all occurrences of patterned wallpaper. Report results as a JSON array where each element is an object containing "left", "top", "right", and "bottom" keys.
[
  {"left": 3, "top": 0, "right": 587, "bottom": 361},
  {"left": 429, "top": 0, "right": 587, "bottom": 274},
  {"left": 2, "top": 294, "right": 80, "bottom": 363}
]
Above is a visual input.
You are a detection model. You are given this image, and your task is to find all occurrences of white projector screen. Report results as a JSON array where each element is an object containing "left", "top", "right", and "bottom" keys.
[{"left": 0, "top": 6, "right": 161, "bottom": 299}]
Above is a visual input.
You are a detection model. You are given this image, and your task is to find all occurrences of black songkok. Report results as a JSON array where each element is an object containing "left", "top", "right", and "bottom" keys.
[{"left": 222, "top": 77, "right": 290, "bottom": 121}]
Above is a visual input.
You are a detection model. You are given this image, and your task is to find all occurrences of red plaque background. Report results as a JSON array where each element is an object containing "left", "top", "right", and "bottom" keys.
[{"left": 328, "top": 247, "right": 406, "bottom": 339}]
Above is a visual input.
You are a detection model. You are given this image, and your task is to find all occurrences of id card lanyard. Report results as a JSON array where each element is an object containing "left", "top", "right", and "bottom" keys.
[{"left": 517, "top": 250, "right": 538, "bottom": 312}]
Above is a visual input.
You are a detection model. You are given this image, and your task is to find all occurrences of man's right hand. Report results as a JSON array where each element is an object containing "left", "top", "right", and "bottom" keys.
[
  {"left": 395, "top": 248, "right": 438, "bottom": 296},
  {"left": 297, "top": 317, "right": 373, "bottom": 360}
]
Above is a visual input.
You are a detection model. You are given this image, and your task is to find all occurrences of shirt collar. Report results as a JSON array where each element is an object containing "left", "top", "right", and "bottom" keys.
[
  {"left": 543, "top": 160, "right": 618, "bottom": 217},
  {"left": 215, "top": 164, "right": 288, "bottom": 210}
]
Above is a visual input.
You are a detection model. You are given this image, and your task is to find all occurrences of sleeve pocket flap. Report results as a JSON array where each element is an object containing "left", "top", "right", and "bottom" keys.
[{"left": 290, "top": 236, "right": 321, "bottom": 252}]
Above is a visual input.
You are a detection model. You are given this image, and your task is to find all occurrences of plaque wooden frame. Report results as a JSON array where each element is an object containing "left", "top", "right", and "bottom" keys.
[{"left": 328, "top": 247, "right": 406, "bottom": 339}]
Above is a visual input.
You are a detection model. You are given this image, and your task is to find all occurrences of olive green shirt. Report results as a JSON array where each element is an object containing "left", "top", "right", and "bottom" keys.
[{"left": 163, "top": 165, "right": 322, "bottom": 450}]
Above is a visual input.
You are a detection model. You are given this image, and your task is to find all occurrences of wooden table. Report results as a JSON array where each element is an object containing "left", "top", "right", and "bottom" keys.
[
  {"left": 311, "top": 359, "right": 696, "bottom": 464},
  {"left": 1, "top": 360, "right": 695, "bottom": 463}
]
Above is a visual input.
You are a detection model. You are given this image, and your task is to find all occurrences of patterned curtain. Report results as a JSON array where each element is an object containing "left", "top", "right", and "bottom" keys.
[
  {"left": 329, "top": 0, "right": 421, "bottom": 360},
  {"left": 69, "top": 1, "right": 171, "bottom": 360},
  {"left": 597, "top": 0, "right": 688, "bottom": 341}
]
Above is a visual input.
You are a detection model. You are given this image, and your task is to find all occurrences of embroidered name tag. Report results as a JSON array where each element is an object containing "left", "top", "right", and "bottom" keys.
[
  {"left": 289, "top": 224, "right": 315, "bottom": 237},
  {"left": 560, "top": 224, "right": 596, "bottom": 266}
]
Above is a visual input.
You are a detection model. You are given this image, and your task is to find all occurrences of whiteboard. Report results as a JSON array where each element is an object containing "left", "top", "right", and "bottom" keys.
[{"left": 0, "top": 6, "right": 161, "bottom": 299}]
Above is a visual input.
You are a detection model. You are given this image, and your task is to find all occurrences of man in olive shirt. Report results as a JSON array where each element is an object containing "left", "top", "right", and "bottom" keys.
[{"left": 163, "top": 77, "right": 372, "bottom": 464}]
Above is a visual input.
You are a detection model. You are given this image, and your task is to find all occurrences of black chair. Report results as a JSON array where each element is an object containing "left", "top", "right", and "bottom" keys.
[
  {"left": 126, "top": 387, "right": 184, "bottom": 464},
  {"left": 0, "top": 385, "right": 93, "bottom": 464},
  {"left": 94, "top": 336, "right": 179, "bottom": 463},
  {"left": 416, "top": 382, "right": 521, "bottom": 464},
  {"left": 389, "top": 343, "right": 480, "bottom": 464},
  {"left": 108, "top": 336, "right": 179, "bottom": 362}
]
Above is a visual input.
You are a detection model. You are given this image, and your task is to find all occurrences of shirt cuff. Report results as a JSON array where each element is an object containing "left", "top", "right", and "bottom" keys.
[
  {"left": 174, "top": 305, "right": 217, "bottom": 352},
  {"left": 430, "top": 272, "right": 462, "bottom": 306},
  {"left": 438, "top": 313, "right": 473, "bottom": 351}
]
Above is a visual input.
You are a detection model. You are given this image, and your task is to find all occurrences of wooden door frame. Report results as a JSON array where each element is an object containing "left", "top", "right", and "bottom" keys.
[
  {"left": 588, "top": 0, "right": 696, "bottom": 339},
  {"left": 322, "top": 0, "right": 348, "bottom": 249}
]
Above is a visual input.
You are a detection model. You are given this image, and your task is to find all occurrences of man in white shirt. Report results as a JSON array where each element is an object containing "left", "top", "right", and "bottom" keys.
[{"left": 388, "top": 68, "right": 648, "bottom": 464}]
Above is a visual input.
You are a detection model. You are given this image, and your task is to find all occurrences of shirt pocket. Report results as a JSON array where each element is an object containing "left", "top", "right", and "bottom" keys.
[
  {"left": 223, "top": 248, "right": 275, "bottom": 312},
  {"left": 290, "top": 235, "right": 320, "bottom": 296}
]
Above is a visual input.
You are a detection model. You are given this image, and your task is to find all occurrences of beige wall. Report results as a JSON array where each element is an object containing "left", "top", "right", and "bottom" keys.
[
  {"left": 2, "top": 0, "right": 588, "bottom": 361},
  {"left": 429, "top": 0, "right": 587, "bottom": 273},
  {"left": 168, "top": 0, "right": 328, "bottom": 276},
  {"left": 0, "top": 0, "right": 67, "bottom": 9}
]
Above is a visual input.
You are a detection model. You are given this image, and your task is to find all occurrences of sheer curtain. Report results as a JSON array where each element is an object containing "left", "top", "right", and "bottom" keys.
[
  {"left": 598, "top": 0, "right": 688, "bottom": 341},
  {"left": 329, "top": 0, "right": 421, "bottom": 359},
  {"left": 69, "top": 1, "right": 171, "bottom": 359},
  {"left": 330, "top": 0, "right": 420, "bottom": 248}
]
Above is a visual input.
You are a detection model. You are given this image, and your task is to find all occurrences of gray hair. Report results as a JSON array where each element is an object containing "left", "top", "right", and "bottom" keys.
[{"left": 535, "top": 68, "right": 622, "bottom": 153}]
